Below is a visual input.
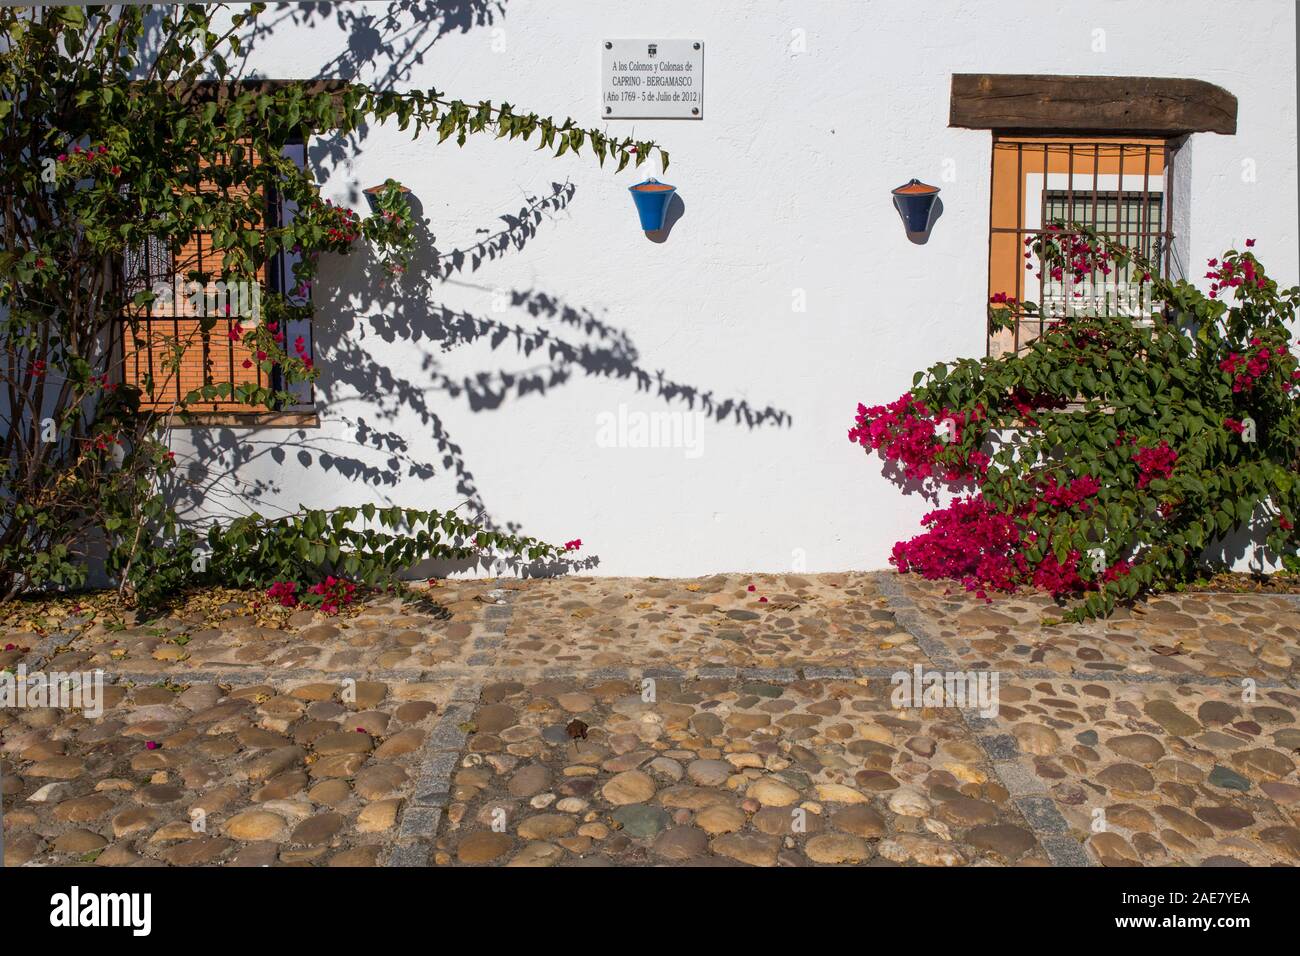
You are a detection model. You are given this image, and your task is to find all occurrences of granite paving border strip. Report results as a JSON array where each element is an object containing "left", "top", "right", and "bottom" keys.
[
  {"left": 965, "top": 710, "right": 1095, "bottom": 866},
  {"left": 883, "top": 579, "right": 1099, "bottom": 867},
  {"left": 92, "top": 662, "right": 1295, "bottom": 692},
  {"left": 466, "top": 587, "right": 514, "bottom": 668},
  {"left": 20, "top": 618, "right": 92, "bottom": 673},
  {"left": 387, "top": 680, "right": 483, "bottom": 867},
  {"left": 875, "top": 574, "right": 960, "bottom": 667}
]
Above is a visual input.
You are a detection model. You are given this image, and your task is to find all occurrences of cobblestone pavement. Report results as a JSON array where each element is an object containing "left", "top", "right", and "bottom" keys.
[{"left": 3, "top": 572, "right": 1298, "bottom": 867}]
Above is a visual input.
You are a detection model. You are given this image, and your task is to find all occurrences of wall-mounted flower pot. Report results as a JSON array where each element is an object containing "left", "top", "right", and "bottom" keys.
[
  {"left": 363, "top": 180, "right": 411, "bottom": 212},
  {"left": 892, "top": 179, "right": 940, "bottom": 233},
  {"left": 629, "top": 178, "right": 677, "bottom": 232}
]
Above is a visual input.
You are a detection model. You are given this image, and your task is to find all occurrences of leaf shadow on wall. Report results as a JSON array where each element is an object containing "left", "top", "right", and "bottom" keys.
[
  {"left": 177, "top": 3, "right": 790, "bottom": 574},
  {"left": 242, "top": 1, "right": 506, "bottom": 89},
  {"left": 245, "top": 1, "right": 509, "bottom": 182},
  {"left": 355, "top": 191, "right": 789, "bottom": 427},
  {"left": 178, "top": 184, "right": 792, "bottom": 577},
  {"left": 317, "top": 189, "right": 793, "bottom": 427}
]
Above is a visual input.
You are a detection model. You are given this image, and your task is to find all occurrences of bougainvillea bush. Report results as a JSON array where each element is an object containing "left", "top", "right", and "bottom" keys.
[
  {"left": 0, "top": 4, "right": 665, "bottom": 605},
  {"left": 851, "top": 225, "right": 1300, "bottom": 619}
]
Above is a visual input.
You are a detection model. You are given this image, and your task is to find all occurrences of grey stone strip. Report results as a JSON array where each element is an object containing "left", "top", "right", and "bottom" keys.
[
  {"left": 386, "top": 685, "right": 482, "bottom": 867},
  {"left": 19, "top": 621, "right": 89, "bottom": 674},
  {"left": 883, "top": 582, "right": 1097, "bottom": 867},
  {"left": 1196, "top": 590, "right": 1300, "bottom": 603},
  {"left": 96, "top": 666, "right": 490, "bottom": 687},
  {"left": 875, "top": 574, "right": 961, "bottom": 667},
  {"left": 957, "top": 717, "right": 1095, "bottom": 867},
  {"left": 92, "top": 660, "right": 1295, "bottom": 693},
  {"left": 466, "top": 587, "right": 515, "bottom": 668},
  {"left": 1000, "top": 666, "right": 1293, "bottom": 690}
]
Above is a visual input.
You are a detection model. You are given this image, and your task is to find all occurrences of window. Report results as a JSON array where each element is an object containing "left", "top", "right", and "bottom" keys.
[
  {"left": 118, "top": 139, "right": 315, "bottom": 421},
  {"left": 987, "top": 134, "right": 1181, "bottom": 356}
]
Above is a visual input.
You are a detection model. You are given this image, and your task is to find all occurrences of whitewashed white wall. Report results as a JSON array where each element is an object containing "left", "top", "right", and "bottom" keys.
[{"left": 178, "top": 0, "right": 1299, "bottom": 576}]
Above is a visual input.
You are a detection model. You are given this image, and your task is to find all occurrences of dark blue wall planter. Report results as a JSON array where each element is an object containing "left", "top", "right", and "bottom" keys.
[
  {"left": 892, "top": 179, "right": 940, "bottom": 233},
  {"left": 629, "top": 178, "right": 677, "bottom": 231}
]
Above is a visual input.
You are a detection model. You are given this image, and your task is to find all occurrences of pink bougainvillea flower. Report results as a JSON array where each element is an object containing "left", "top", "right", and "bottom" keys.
[
  {"left": 758, "top": 596, "right": 768, "bottom": 603},
  {"left": 848, "top": 393, "right": 990, "bottom": 484},
  {"left": 1134, "top": 440, "right": 1178, "bottom": 489},
  {"left": 1245, "top": 238, "right": 1255, "bottom": 247},
  {"left": 145, "top": 741, "right": 160, "bottom": 750},
  {"left": 563, "top": 539, "right": 582, "bottom": 552},
  {"left": 266, "top": 581, "right": 299, "bottom": 608},
  {"left": 746, "top": 584, "right": 756, "bottom": 592}
]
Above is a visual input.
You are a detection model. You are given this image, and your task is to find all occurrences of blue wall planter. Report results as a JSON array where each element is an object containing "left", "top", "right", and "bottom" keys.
[
  {"left": 892, "top": 179, "right": 940, "bottom": 234},
  {"left": 629, "top": 178, "right": 677, "bottom": 231}
]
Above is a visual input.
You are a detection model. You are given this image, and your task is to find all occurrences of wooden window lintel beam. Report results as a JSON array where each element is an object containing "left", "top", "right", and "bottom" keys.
[{"left": 951, "top": 74, "right": 1237, "bottom": 135}]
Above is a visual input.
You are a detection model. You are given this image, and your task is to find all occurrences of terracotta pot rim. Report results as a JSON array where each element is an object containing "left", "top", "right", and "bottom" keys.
[{"left": 892, "top": 180, "right": 940, "bottom": 196}]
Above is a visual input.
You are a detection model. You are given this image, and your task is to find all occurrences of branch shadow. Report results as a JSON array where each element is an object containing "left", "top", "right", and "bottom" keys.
[
  {"left": 166, "top": 4, "right": 792, "bottom": 575},
  {"left": 427, "top": 181, "right": 577, "bottom": 280},
  {"left": 241, "top": 2, "right": 508, "bottom": 182},
  {"left": 243, "top": 1, "right": 507, "bottom": 88}
]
